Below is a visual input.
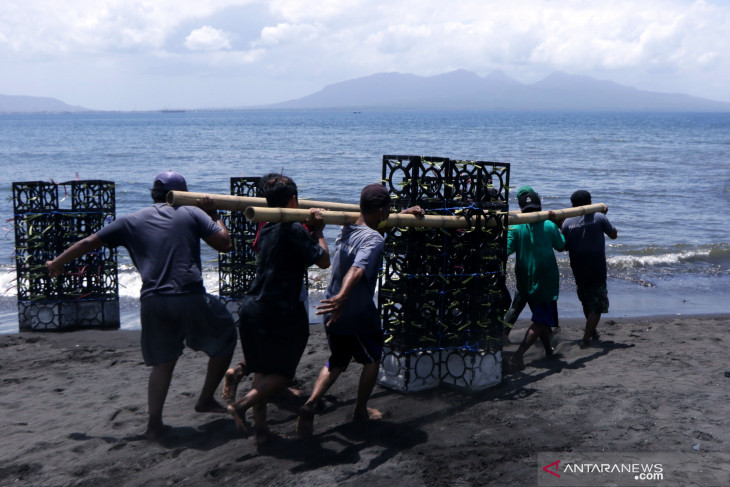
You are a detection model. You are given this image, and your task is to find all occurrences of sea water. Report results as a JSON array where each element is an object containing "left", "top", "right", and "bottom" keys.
[{"left": 1, "top": 110, "right": 728, "bottom": 333}]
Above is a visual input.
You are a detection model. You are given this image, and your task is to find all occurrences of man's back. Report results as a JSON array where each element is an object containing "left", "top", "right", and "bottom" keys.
[
  {"left": 324, "top": 223, "right": 384, "bottom": 334},
  {"left": 97, "top": 203, "right": 219, "bottom": 298},
  {"left": 507, "top": 220, "right": 565, "bottom": 304},
  {"left": 562, "top": 212, "right": 616, "bottom": 286}
]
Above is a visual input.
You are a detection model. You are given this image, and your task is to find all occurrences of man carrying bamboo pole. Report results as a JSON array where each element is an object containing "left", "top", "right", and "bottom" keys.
[
  {"left": 560, "top": 190, "right": 618, "bottom": 348},
  {"left": 296, "top": 184, "right": 423, "bottom": 437},
  {"left": 508, "top": 186, "right": 566, "bottom": 370},
  {"left": 46, "top": 171, "right": 237, "bottom": 440},
  {"left": 227, "top": 174, "right": 330, "bottom": 444}
]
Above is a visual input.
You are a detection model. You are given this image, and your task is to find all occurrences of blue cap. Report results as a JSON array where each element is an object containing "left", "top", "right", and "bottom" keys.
[{"left": 154, "top": 171, "right": 188, "bottom": 192}]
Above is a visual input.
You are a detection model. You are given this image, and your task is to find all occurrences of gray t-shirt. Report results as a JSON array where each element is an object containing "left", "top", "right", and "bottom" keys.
[
  {"left": 324, "top": 223, "right": 385, "bottom": 334},
  {"left": 561, "top": 212, "right": 616, "bottom": 286},
  {"left": 97, "top": 203, "right": 220, "bottom": 299}
]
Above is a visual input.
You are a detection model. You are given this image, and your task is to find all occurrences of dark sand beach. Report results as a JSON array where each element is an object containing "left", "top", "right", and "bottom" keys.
[{"left": 1, "top": 314, "right": 729, "bottom": 486}]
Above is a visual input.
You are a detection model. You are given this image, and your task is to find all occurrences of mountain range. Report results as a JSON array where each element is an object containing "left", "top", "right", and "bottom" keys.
[
  {"left": 267, "top": 70, "right": 730, "bottom": 112},
  {"left": 0, "top": 94, "right": 88, "bottom": 113},
  {"left": 3, "top": 70, "right": 730, "bottom": 112}
]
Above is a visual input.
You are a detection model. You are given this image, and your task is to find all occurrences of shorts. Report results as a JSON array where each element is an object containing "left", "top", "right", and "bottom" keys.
[
  {"left": 528, "top": 300, "right": 559, "bottom": 328},
  {"left": 326, "top": 331, "right": 384, "bottom": 370},
  {"left": 238, "top": 298, "right": 309, "bottom": 379},
  {"left": 140, "top": 294, "right": 236, "bottom": 366},
  {"left": 577, "top": 281, "right": 609, "bottom": 315}
]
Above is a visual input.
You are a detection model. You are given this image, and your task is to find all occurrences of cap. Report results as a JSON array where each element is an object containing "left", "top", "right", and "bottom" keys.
[
  {"left": 570, "top": 190, "right": 592, "bottom": 207},
  {"left": 360, "top": 183, "right": 391, "bottom": 213},
  {"left": 153, "top": 171, "right": 188, "bottom": 192},
  {"left": 517, "top": 185, "right": 541, "bottom": 212}
]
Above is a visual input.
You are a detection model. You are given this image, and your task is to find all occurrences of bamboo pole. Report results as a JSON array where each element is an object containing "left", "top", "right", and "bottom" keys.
[
  {"left": 244, "top": 203, "right": 607, "bottom": 229},
  {"left": 166, "top": 190, "right": 361, "bottom": 212},
  {"left": 508, "top": 203, "right": 607, "bottom": 225}
]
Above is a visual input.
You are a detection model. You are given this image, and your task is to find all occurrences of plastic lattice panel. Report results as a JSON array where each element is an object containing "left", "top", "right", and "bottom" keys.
[
  {"left": 18, "top": 300, "right": 120, "bottom": 331},
  {"left": 65, "top": 180, "right": 116, "bottom": 214},
  {"left": 12, "top": 180, "right": 119, "bottom": 331},
  {"left": 12, "top": 181, "right": 58, "bottom": 214}
]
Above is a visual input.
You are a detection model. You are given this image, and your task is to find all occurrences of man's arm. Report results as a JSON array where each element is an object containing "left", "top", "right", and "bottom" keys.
[
  {"left": 306, "top": 208, "right": 330, "bottom": 269},
  {"left": 46, "top": 234, "right": 104, "bottom": 277},
  {"left": 601, "top": 206, "right": 618, "bottom": 240},
  {"left": 198, "top": 196, "right": 232, "bottom": 252},
  {"left": 399, "top": 205, "right": 425, "bottom": 217},
  {"left": 316, "top": 266, "right": 364, "bottom": 326}
]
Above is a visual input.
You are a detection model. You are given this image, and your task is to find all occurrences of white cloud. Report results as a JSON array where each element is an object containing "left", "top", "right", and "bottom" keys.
[
  {"left": 185, "top": 26, "right": 232, "bottom": 51},
  {"left": 0, "top": 0, "right": 248, "bottom": 53},
  {"left": 269, "top": 0, "right": 366, "bottom": 22},
  {"left": 258, "top": 22, "right": 321, "bottom": 46},
  {"left": 3, "top": 0, "right": 730, "bottom": 108}
]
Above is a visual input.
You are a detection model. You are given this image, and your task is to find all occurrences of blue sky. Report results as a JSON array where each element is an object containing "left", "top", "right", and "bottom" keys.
[{"left": 2, "top": 0, "right": 730, "bottom": 110}]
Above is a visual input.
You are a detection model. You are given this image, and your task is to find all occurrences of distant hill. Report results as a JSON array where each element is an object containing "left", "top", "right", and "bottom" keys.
[
  {"left": 0, "top": 95, "right": 89, "bottom": 113},
  {"left": 267, "top": 70, "right": 730, "bottom": 112}
]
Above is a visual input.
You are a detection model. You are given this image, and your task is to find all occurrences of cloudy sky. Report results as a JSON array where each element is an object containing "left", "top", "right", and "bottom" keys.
[{"left": 2, "top": 0, "right": 730, "bottom": 110}]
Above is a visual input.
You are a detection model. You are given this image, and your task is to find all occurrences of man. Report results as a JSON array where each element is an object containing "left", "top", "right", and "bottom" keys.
[
  {"left": 296, "top": 183, "right": 423, "bottom": 437},
  {"left": 561, "top": 190, "right": 618, "bottom": 347},
  {"left": 46, "top": 171, "right": 236, "bottom": 439},
  {"left": 508, "top": 186, "right": 566, "bottom": 370},
  {"left": 227, "top": 174, "right": 330, "bottom": 444}
]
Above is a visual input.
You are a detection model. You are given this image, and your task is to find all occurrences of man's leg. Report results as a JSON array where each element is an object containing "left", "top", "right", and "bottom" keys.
[
  {"left": 582, "top": 312, "right": 601, "bottom": 346},
  {"left": 352, "top": 362, "right": 383, "bottom": 421},
  {"left": 296, "top": 364, "right": 344, "bottom": 437},
  {"left": 222, "top": 361, "right": 248, "bottom": 405},
  {"left": 510, "top": 322, "right": 542, "bottom": 369},
  {"left": 146, "top": 359, "right": 177, "bottom": 439},
  {"left": 228, "top": 372, "right": 288, "bottom": 437},
  {"left": 538, "top": 327, "right": 554, "bottom": 357},
  {"left": 195, "top": 352, "right": 233, "bottom": 413}
]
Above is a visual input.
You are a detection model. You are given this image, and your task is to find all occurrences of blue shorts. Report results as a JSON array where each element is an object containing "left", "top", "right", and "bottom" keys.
[
  {"left": 326, "top": 331, "right": 384, "bottom": 370},
  {"left": 140, "top": 294, "right": 236, "bottom": 366},
  {"left": 528, "top": 300, "right": 559, "bottom": 328}
]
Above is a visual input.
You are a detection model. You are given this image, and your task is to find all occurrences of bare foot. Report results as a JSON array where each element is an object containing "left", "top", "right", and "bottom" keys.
[
  {"left": 254, "top": 426, "right": 275, "bottom": 446},
  {"left": 296, "top": 404, "right": 315, "bottom": 438},
  {"left": 222, "top": 363, "right": 247, "bottom": 405},
  {"left": 143, "top": 423, "right": 169, "bottom": 441},
  {"left": 227, "top": 403, "right": 250, "bottom": 437},
  {"left": 195, "top": 397, "right": 228, "bottom": 414},
  {"left": 353, "top": 407, "right": 383, "bottom": 422},
  {"left": 286, "top": 386, "right": 303, "bottom": 397},
  {"left": 510, "top": 355, "right": 525, "bottom": 370}
]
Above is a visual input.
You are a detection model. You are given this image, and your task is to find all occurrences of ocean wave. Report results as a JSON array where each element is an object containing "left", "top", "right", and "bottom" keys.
[
  {"left": 0, "top": 263, "right": 332, "bottom": 299},
  {"left": 608, "top": 244, "right": 730, "bottom": 269}
]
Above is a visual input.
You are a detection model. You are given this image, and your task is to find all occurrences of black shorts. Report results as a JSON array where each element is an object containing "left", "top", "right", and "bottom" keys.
[
  {"left": 326, "top": 331, "right": 384, "bottom": 370},
  {"left": 239, "top": 298, "right": 309, "bottom": 379},
  {"left": 140, "top": 294, "right": 236, "bottom": 366}
]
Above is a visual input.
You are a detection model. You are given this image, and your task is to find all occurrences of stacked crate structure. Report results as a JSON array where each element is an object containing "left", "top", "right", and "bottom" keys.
[
  {"left": 218, "top": 177, "right": 262, "bottom": 321},
  {"left": 13, "top": 180, "right": 119, "bottom": 331},
  {"left": 377, "top": 156, "right": 510, "bottom": 392}
]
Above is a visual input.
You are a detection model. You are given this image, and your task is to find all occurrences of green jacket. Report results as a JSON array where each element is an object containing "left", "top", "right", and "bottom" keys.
[{"left": 507, "top": 220, "right": 566, "bottom": 305}]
